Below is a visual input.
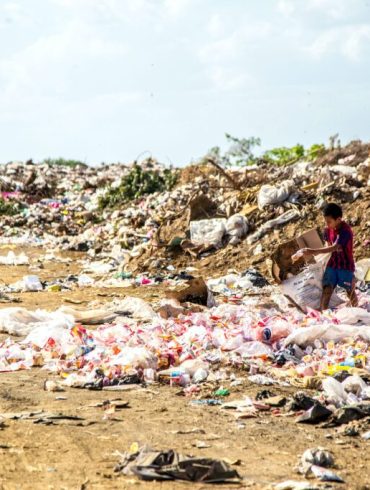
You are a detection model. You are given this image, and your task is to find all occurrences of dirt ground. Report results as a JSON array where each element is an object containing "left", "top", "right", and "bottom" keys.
[{"left": 0, "top": 247, "right": 369, "bottom": 490}]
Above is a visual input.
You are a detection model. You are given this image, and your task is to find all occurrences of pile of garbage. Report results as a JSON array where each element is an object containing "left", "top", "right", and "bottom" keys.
[
  {"left": 0, "top": 285, "right": 369, "bottom": 385},
  {"left": 0, "top": 141, "right": 369, "bottom": 279},
  {"left": 0, "top": 141, "right": 369, "bottom": 486}
]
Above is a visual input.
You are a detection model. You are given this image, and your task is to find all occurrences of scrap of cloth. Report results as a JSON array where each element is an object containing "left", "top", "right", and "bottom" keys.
[{"left": 116, "top": 446, "right": 241, "bottom": 483}]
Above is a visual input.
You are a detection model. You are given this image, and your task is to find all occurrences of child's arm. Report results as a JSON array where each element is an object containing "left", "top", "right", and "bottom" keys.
[{"left": 302, "top": 244, "right": 341, "bottom": 257}]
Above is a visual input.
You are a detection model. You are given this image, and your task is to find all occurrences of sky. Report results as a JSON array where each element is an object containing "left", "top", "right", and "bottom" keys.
[{"left": 0, "top": 0, "right": 369, "bottom": 166}]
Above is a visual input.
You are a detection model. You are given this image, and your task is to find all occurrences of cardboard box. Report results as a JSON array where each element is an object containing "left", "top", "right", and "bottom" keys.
[{"left": 270, "top": 228, "right": 323, "bottom": 283}]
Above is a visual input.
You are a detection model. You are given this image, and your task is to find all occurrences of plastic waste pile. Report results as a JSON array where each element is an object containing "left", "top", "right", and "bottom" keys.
[{"left": 0, "top": 290, "right": 369, "bottom": 391}]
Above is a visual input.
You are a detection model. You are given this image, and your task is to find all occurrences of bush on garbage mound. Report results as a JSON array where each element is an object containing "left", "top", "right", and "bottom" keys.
[
  {"left": 205, "top": 133, "right": 327, "bottom": 167},
  {"left": 262, "top": 143, "right": 326, "bottom": 166},
  {"left": 98, "top": 164, "right": 178, "bottom": 209},
  {"left": 0, "top": 198, "right": 22, "bottom": 216}
]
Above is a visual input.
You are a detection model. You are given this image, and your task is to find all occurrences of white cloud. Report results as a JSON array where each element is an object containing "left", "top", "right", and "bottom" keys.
[
  {"left": 208, "top": 65, "right": 251, "bottom": 92},
  {"left": 163, "top": 0, "right": 194, "bottom": 18},
  {"left": 198, "top": 20, "right": 271, "bottom": 90},
  {"left": 307, "top": 24, "right": 370, "bottom": 61},
  {"left": 277, "top": 0, "right": 296, "bottom": 17},
  {"left": 305, "top": 0, "right": 348, "bottom": 19},
  {"left": 277, "top": 0, "right": 355, "bottom": 20},
  {"left": 206, "top": 13, "right": 224, "bottom": 37},
  {"left": 0, "top": 20, "right": 128, "bottom": 96},
  {"left": 0, "top": 0, "right": 370, "bottom": 164}
]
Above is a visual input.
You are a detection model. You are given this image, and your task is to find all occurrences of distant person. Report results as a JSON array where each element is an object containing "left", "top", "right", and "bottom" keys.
[{"left": 301, "top": 202, "right": 358, "bottom": 311}]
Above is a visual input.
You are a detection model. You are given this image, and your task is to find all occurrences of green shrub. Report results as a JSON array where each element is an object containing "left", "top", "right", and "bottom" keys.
[
  {"left": 98, "top": 165, "right": 178, "bottom": 209},
  {"left": 0, "top": 199, "right": 22, "bottom": 216},
  {"left": 262, "top": 144, "right": 305, "bottom": 166},
  {"left": 262, "top": 143, "right": 326, "bottom": 166},
  {"left": 204, "top": 134, "right": 327, "bottom": 168}
]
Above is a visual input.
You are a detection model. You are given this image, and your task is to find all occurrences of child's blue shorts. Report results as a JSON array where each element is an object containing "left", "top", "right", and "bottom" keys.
[{"left": 323, "top": 267, "right": 354, "bottom": 291}]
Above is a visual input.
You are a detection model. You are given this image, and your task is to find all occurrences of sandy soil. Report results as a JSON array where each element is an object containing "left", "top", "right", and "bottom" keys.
[{"left": 0, "top": 246, "right": 369, "bottom": 490}]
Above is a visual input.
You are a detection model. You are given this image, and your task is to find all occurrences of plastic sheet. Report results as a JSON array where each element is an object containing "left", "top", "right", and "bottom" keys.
[{"left": 0, "top": 307, "right": 74, "bottom": 336}]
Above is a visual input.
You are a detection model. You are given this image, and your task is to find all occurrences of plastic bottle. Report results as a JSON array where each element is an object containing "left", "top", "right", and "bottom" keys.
[{"left": 169, "top": 370, "right": 185, "bottom": 387}]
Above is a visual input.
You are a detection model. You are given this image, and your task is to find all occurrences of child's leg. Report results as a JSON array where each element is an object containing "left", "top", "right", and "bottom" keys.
[
  {"left": 346, "top": 278, "right": 358, "bottom": 307},
  {"left": 339, "top": 271, "right": 358, "bottom": 307},
  {"left": 320, "top": 285, "right": 334, "bottom": 311},
  {"left": 346, "top": 288, "right": 358, "bottom": 306},
  {"left": 321, "top": 267, "right": 336, "bottom": 311}
]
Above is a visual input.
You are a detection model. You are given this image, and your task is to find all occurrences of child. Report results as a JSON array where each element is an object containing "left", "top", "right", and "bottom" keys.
[{"left": 301, "top": 202, "right": 358, "bottom": 311}]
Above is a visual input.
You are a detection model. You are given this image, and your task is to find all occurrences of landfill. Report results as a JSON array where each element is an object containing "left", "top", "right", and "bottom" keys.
[{"left": 0, "top": 140, "right": 369, "bottom": 488}]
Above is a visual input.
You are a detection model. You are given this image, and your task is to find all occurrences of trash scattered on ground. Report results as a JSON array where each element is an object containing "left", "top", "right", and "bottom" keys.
[
  {"left": 0, "top": 142, "right": 369, "bottom": 486},
  {"left": 114, "top": 445, "right": 241, "bottom": 483}
]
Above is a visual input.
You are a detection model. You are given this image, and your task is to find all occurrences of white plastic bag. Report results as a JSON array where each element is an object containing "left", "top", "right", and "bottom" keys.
[
  {"left": 342, "top": 375, "right": 369, "bottom": 397},
  {"left": 117, "top": 296, "right": 157, "bottom": 321},
  {"left": 225, "top": 215, "right": 248, "bottom": 245},
  {"left": 355, "top": 258, "right": 370, "bottom": 282},
  {"left": 0, "top": 307, "right": 74, "bottom": 336},
  {"left": 190, "top": 218, "right": 226, "bottom": 248},
  {"left": 257, "top": 180, "right": 294, "bottom": 209},
  {"left": 0, "top": 251, "right": 29, "bottom": 265},
  {"left": 322, "top": 377, "right": 347, "bottom": 406},
  {"left": 23, "top": 275, "right": 43, "bottom": 292},
  {"left": 247, "top": 209, "right": 300, "bottom": 244},
  {"left": 284, "top": 324, "right": 370, "bottom": 347},
  {"left": 236, "top": 341, "right": 273, "bottom": 358},
  {"left": 335, "top": 307, "right": 370, "bottom": 325}
]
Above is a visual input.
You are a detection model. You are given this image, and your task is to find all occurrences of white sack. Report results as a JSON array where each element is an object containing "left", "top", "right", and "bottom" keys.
[
  {"left": 257, "top": 180, "right": 294, "bottom": 209},
  {"left": 190, "top": 218, "right": 226, "bottom": 248}
]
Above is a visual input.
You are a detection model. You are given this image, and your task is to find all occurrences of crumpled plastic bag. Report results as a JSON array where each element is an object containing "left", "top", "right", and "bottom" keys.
[
  {"left": 23, "top": 275, "right": 43, "bottom": 292},
  {"left": 190, "top": 218, "right": 226, "bottom": 248},
  {"left": 342, "top": 375, "right": 370, "bottom": 398},
  {"left": 284, "top": 323, "right": 370, "bottom": 347},
  {"left": 257, "top": 180, "right": 294, "bottom": 209},
  {"left": 116, "top": 296, "right": 157, "bottom": 321},
  {"left": 335, "top": 307, "right": 370, "bottom": 325},
  {"left": 225, "top": 214, "right": 248, "bottom": 245},
  {"left": 0, "top": 251, "right": 29, "bottom": 265},
  {"left": 111, "top": 346, "right": 157, "bottom": 370},
  {"left": 0, "top": 307, "right": 74, "bottom": 336},
  {"left": 235, "top": 341, "right": 273, "bottom": 358}
]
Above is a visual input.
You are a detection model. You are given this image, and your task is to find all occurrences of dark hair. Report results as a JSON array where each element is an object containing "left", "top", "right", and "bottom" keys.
[{"left": 323, "top": 202, "right": 343, "bottom": 219}]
